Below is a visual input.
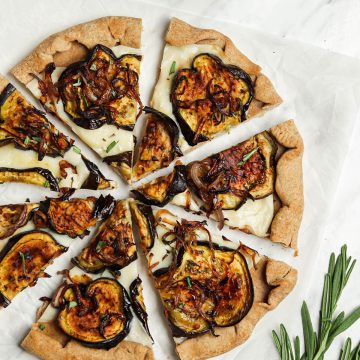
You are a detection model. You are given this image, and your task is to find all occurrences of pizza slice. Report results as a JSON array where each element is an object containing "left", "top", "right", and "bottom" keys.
[
  {"left": 0, "top": 194, "right": 114, "bottom": 309},
  {"left": 130, "top": 202, "right": 297, "bottom": 360},
  {"left": 132, "top": 120, "right": 304, "bottom": 249},
  {"left": 21, "top": 199, "right": 154, "bottom": 360},
  {"left": 12, "top": 17, "right": 142, "bottom": 183},
  {"left": 132, "top": 17, "right": 282, "bottom": 180},
  {"left": 0, "top": 77, "right": 114, "bottom": 190}
]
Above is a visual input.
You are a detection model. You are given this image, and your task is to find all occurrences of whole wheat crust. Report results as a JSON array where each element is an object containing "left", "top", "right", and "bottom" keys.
[
  {"left": 21, "top": 320, "right": 153, "bottom": 360},
  {"left": 175, "top": 256, "right": 297, "bottom": 360},
  {"left": 12, "top": 16, "right": 142, "bottom": 85},
  {"left": 269, "top": 120, "right": 304, "bottom": 249},
  {"left": 164, "top": 17, "right": 282, "bottom": 119}
]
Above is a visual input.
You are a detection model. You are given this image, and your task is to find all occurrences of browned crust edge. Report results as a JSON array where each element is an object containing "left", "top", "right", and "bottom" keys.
[
  {"left": 21, "top": 321, "right": 154, "bottom": 360},
  {"left": 0, "top": 74, "right": 10, "bottom": 93},
  {"left": 176, "top": 257, "right": 297, "bottom": 360},
  {"left": 165, "top": 17, "right": 282, "bottom": 118},
  {"left": 269, "top": 120, "right": 304, "bottom": 249},
  {"left": 11, "top": 16, "right": 142, "bottom": 84}
]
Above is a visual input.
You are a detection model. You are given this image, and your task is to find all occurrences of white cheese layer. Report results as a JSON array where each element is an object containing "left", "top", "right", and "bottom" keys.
[
  {"left": 151, "top": 44, "right": 228, "bottom": 152},
  {"left": 27, "top": 45, "right": 140, "bottom": 159},
  {"left": 0, "top": 143, "right": 90, "bottom": 189}
]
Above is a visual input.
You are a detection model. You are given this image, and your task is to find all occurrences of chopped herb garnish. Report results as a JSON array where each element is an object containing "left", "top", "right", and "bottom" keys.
[
  {"left": 18, "top": 251, "right": 26, "bottom": 274},
  {"left": 169, "top": 61, "right": 176, "bottom": 75},
  {"left": 68, "top": 301, "right": 77, "bottom": 309},
  {"left": 179, "top": 303, "right": 185, "bottom": 309},
  {"left": 111, "top": 90, "right": 117, "bottom": 97},
  {"left": 43, "top": 180, "right": 49, "bottom": 188},
  {"left": 106, "top": 140, "right": 118, "bottom": 153},
  {"left": 90, "top": 63, "right": 97, "bottom": 71},
  {"left": 38, "top": 324, "right": 45, "bottom": 331},
  {"left": 96, "top": 241, "right": 106, "bottom": 253},
  {"left": 186, "top": 276, "right": 192, "bottom": 288},
  {"left": 24, "top": 136, "right": 30, "bottom": 145},
  {"left": 100, "top": 314, "right": 109, "bottom": 320},
  {"left": 83, "top": 96, "right": 89, "bottom": 107},
  {"left": 32, "top": 136, "right": 42, "bottom": 143},
  {"left": 73, "top": 78, "right": 81, "bottom": 87},
  {"left": 237, "top": 146, "right": 259, "bottom": 167},
  {"left": 72, "top": 145, "right": 81, "bottom": 154}
]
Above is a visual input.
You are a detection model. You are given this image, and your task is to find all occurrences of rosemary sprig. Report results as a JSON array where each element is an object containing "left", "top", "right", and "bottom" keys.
[
  {"left": 237, "top": 146, "right": 258, "bottom": 167},
  {"left": 340, "top": 338, "right": 360, "bottom": 360},
  {"left": 272, "top": 245, "right": 360, "bottom": 360}
]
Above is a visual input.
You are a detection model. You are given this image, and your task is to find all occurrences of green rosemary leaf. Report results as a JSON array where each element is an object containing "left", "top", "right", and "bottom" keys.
[
  {"left": 72, "top": 145, "right": 81, "bottom": 154},
  {"left": 340, "top": 338, "right": 352, "bottom": 360},
  {"left": 282, "top": 324, "right": 294, "bottom": 360},
  {"left": 18, "top": 251, "right": 26, "bottom": 275},
  {"left": 294, "top": 336, "right": 300, "bottom": 360},
  {"left": 68, "top": 301, "right": 77, "bottom": 309},
  {"left": 106, "top": 140, "right": 118, "bottom": 153},
  {"left": 73, "top": 78, "right": 81, "bottom": 87},
  {"left": 24, "top": 136, "right": 30, "bottom": 145},
  {"left": 186, "top": 276, "right": 192, "bottom": 288},
  {"left": 90, "top": 63, "right": 97, "bottom": 71},
  {"left": 328, "top": 307, "right": 360, "bottom": 344},
  {"left": 350, "top": 341, "right": 360, "bottom": 359},
  {"left": 272, "top": 330, "right": 281, "bottom": 354},
  {"left": 169, "top": 61, "right": 176, "bottom": 75},
  {"left": 345, "top": 259, "right": 356, "bottom": 286},
  {"left": 96, "top": 241, "right": 106, "bottom": 253},
  {"left": 38, "top": 324, "right": 45, "bottom": 331},
  {"left": 43, "top": 180, "right": 49, "bottom": 188},
  {"left": 237, "top": 147, "right": 258, "bottom": 167},
  {"left": 32, "top": 136, "right": 43, "bottom": 143}
]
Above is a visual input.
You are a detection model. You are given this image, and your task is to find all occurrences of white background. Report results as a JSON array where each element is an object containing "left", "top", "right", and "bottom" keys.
[{"left": 0, "top": 1, "right": 360, "bottom": 359}]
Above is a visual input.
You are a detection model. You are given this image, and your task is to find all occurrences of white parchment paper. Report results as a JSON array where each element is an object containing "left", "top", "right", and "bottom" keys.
[{"left": 1, "top": 1, "right": 360, "bottom": 359}]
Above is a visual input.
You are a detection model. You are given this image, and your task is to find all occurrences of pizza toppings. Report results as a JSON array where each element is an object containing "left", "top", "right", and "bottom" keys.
[
  {"left": 132, "top": 106, "right": 182, "bottom": 180},
  {"left": 186, "top": 132, "right": 276, "bottom": 228},
  {"left": 73, "top": 201, "right": 137, "bottom": 273},
  {"left": 0, "top": 230, "right": 67, "bottom": 307},
  {"left": 57, "top": 278, "right": 132, "bottom": 349},
  {"left": 171, "top": 53, "right": 254, "bottom": 145},
  {"left": 58, "top": 45, "right": 142, "bottom": 131},
  {"left": 0, "top": 84, "right": 73, "bottom": 160},
  {"left": 152, "top": 220, "right": 253, "bottom": 338}
]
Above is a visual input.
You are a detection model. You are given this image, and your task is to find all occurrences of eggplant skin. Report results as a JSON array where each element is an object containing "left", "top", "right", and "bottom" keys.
[
  {"left": 132, "top": 164, "right": 187, "bottom": 207},
  {"left": 130, "top": 277, "right": 153, "bottom": 341},
  {"left": 103, "top": 151, "right": 132, "bottom": 182},
  {"left": 132, "top": 106, "right": 183, "bottom": 180},
  {"left": 58, "top": 278, "right": 133, "bottom": 349},
  {"left": 154, "top": 241, "right": 254, "bottom": 338},
  {"left": 0, "top": 230, "right": 67, "bottom": 307},
  {"left": 80, "top": 155, "right": 113, "bottom": 190},
  {"left": 171, "top": 53, "right": 254, "bottom": 146}
]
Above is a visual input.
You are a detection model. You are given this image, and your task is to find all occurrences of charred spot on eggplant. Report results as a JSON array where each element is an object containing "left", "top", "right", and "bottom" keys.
[
  {"left": 171, "top": 53, "right": 254, "bottom": 146},
  {"left": 0, "top": 230, "right": 67, "bottom": 306},
  {"left": 0, "top": 203, "right": 38, "bottom": 240},
  {"left": 132, "top": 106, "right": 182, "bottom": 180},
  {"left": 58, "top": 45, "right": 142, "bottom": 131},
  {"left": 57, "top": 277, "right": 132, "bottom": 349},
  {"left": 132, "top": 164, "right": 187, "bottom": 207},
  {"left": 0, "top": 84, "right": 73, "bottom": 160},
  {"left": 0, "top": 167, "right": 60, "bottom": 191},
  {"left": 73, "top": 201, "right": 136, "bottom": 273},
  {"left": 129, "top": 202, "right": 156, "bottom": 252},
  {"left": 186, "top": 131, "right": 277, "bottom": 226},
  {"left": 130, "top": 277, "right": 153, "bottom": 341},
  {"left": 81, "top": 155, "right": 113, "bottom": 190}
]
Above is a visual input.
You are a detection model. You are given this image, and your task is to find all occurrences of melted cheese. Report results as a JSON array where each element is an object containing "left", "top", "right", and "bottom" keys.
[
  {"left": 27, "top": 45, "right": 141, "bottom": 159},
  {"left": 151, "top": 44, "right": 228, "bottom": 153},
  {"left": 0, "top": 143, "right": 90, "bottom": 189}
]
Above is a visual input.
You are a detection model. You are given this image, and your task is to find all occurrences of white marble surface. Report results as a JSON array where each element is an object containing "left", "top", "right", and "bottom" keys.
[{"left": 0, "top": 0, "right": 360, "bottom": 359}]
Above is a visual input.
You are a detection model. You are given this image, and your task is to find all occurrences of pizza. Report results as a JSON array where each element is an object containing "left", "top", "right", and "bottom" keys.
[
  {"left": 11, "top": 17, "right": 142, "bottom": 183},
  {"left": 21, "top": 199, "right": 154, "bottom": 360},
  {"left": 132, "top": 18, "right": 282, "bottom": 180},
  {"left": 130, "top": 202, "right": 297, "bottom": 360},
  {"left": 132, "top": 120, "right": 304, "bottom": 249},
  {"left": 0, "top": 77, "right": 114, "bottom": 190},
  {"left": 0, "top": 194, "right": 114, "bottom": 309}
]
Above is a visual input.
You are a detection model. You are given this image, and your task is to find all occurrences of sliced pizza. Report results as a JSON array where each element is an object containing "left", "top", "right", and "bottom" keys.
[
  {"left": 21, "top": 199, "right": 154, "bottom": 360},
  {"left": 0, "top": 77, "right": 114, "bottom": 190},
  {"left": 130, "top": 202, "right": 297, "bottom": 360},
  {"left": 0, "top": 194, "right": 114, "bottom": 309},
  {"left": 132, "top": 120, "right": 304, "bottom": 249},
  {"left": 132, "top": 17, "right": 282, "bottom": 180},
  {"left": 12, "top": 17, "right": 142, "bottom": 183}
]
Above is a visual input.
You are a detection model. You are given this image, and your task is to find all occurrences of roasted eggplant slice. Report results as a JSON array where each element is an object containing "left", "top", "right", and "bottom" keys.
[
  {"left": 171, "top": 53, "right": 254, "bottom": 146},
  {"left": 132, "top": 164, "right": 187, "bottom": 207},
  {"left": 129, "top": 201, "right": 156, "bottom": 252},
  {"left": 154, "top": 238, "right": 254, "bottom": 338},
  {"left": 58, "top": 45, "right": 142, "bottom": 130},
  {"left": 0, "top": 84, "right": 73, "bottom": 161},
  {"left": 103, "top": 150, "right": 132, "bottom": 183},
  {"left": 186, "top": 131, "right": 277, "bottom": 223},
  {"left": 132, "top": 107, "right": 182, "bottom": 180},
  {"left": 130, "top": 277, "right": 153, "bottom": 341},
  {"left": 0, "top": 203, "right": 38, "bottom": 240},
  {"left": 0, "top": 230, "right": 67, "bottom": 307},
  {"left": 58, "top": 278, "right": 132, "bottom": 349},
  {"left": 73, "top": 201, "right": 137, "bottom": 273}
]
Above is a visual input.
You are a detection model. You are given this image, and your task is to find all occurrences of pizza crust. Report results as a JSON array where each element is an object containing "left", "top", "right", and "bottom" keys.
[
  {"left": 164, "top": 18, "right": 282, "bottom": 119},
  {"left": 175, "top": 256, "right": 297, "bottom": 360},
  {"left": 0, "top": 75, "right": 10, "bottom": 93},
  {"left": 269, "top": 120, "right": 304, "bottom": 249},
  {"left": 21, "top": 321, "right": 154, "bottom": 360},
  {"left": 12, "top": 16, "right": 142, "bottom": 85}
]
